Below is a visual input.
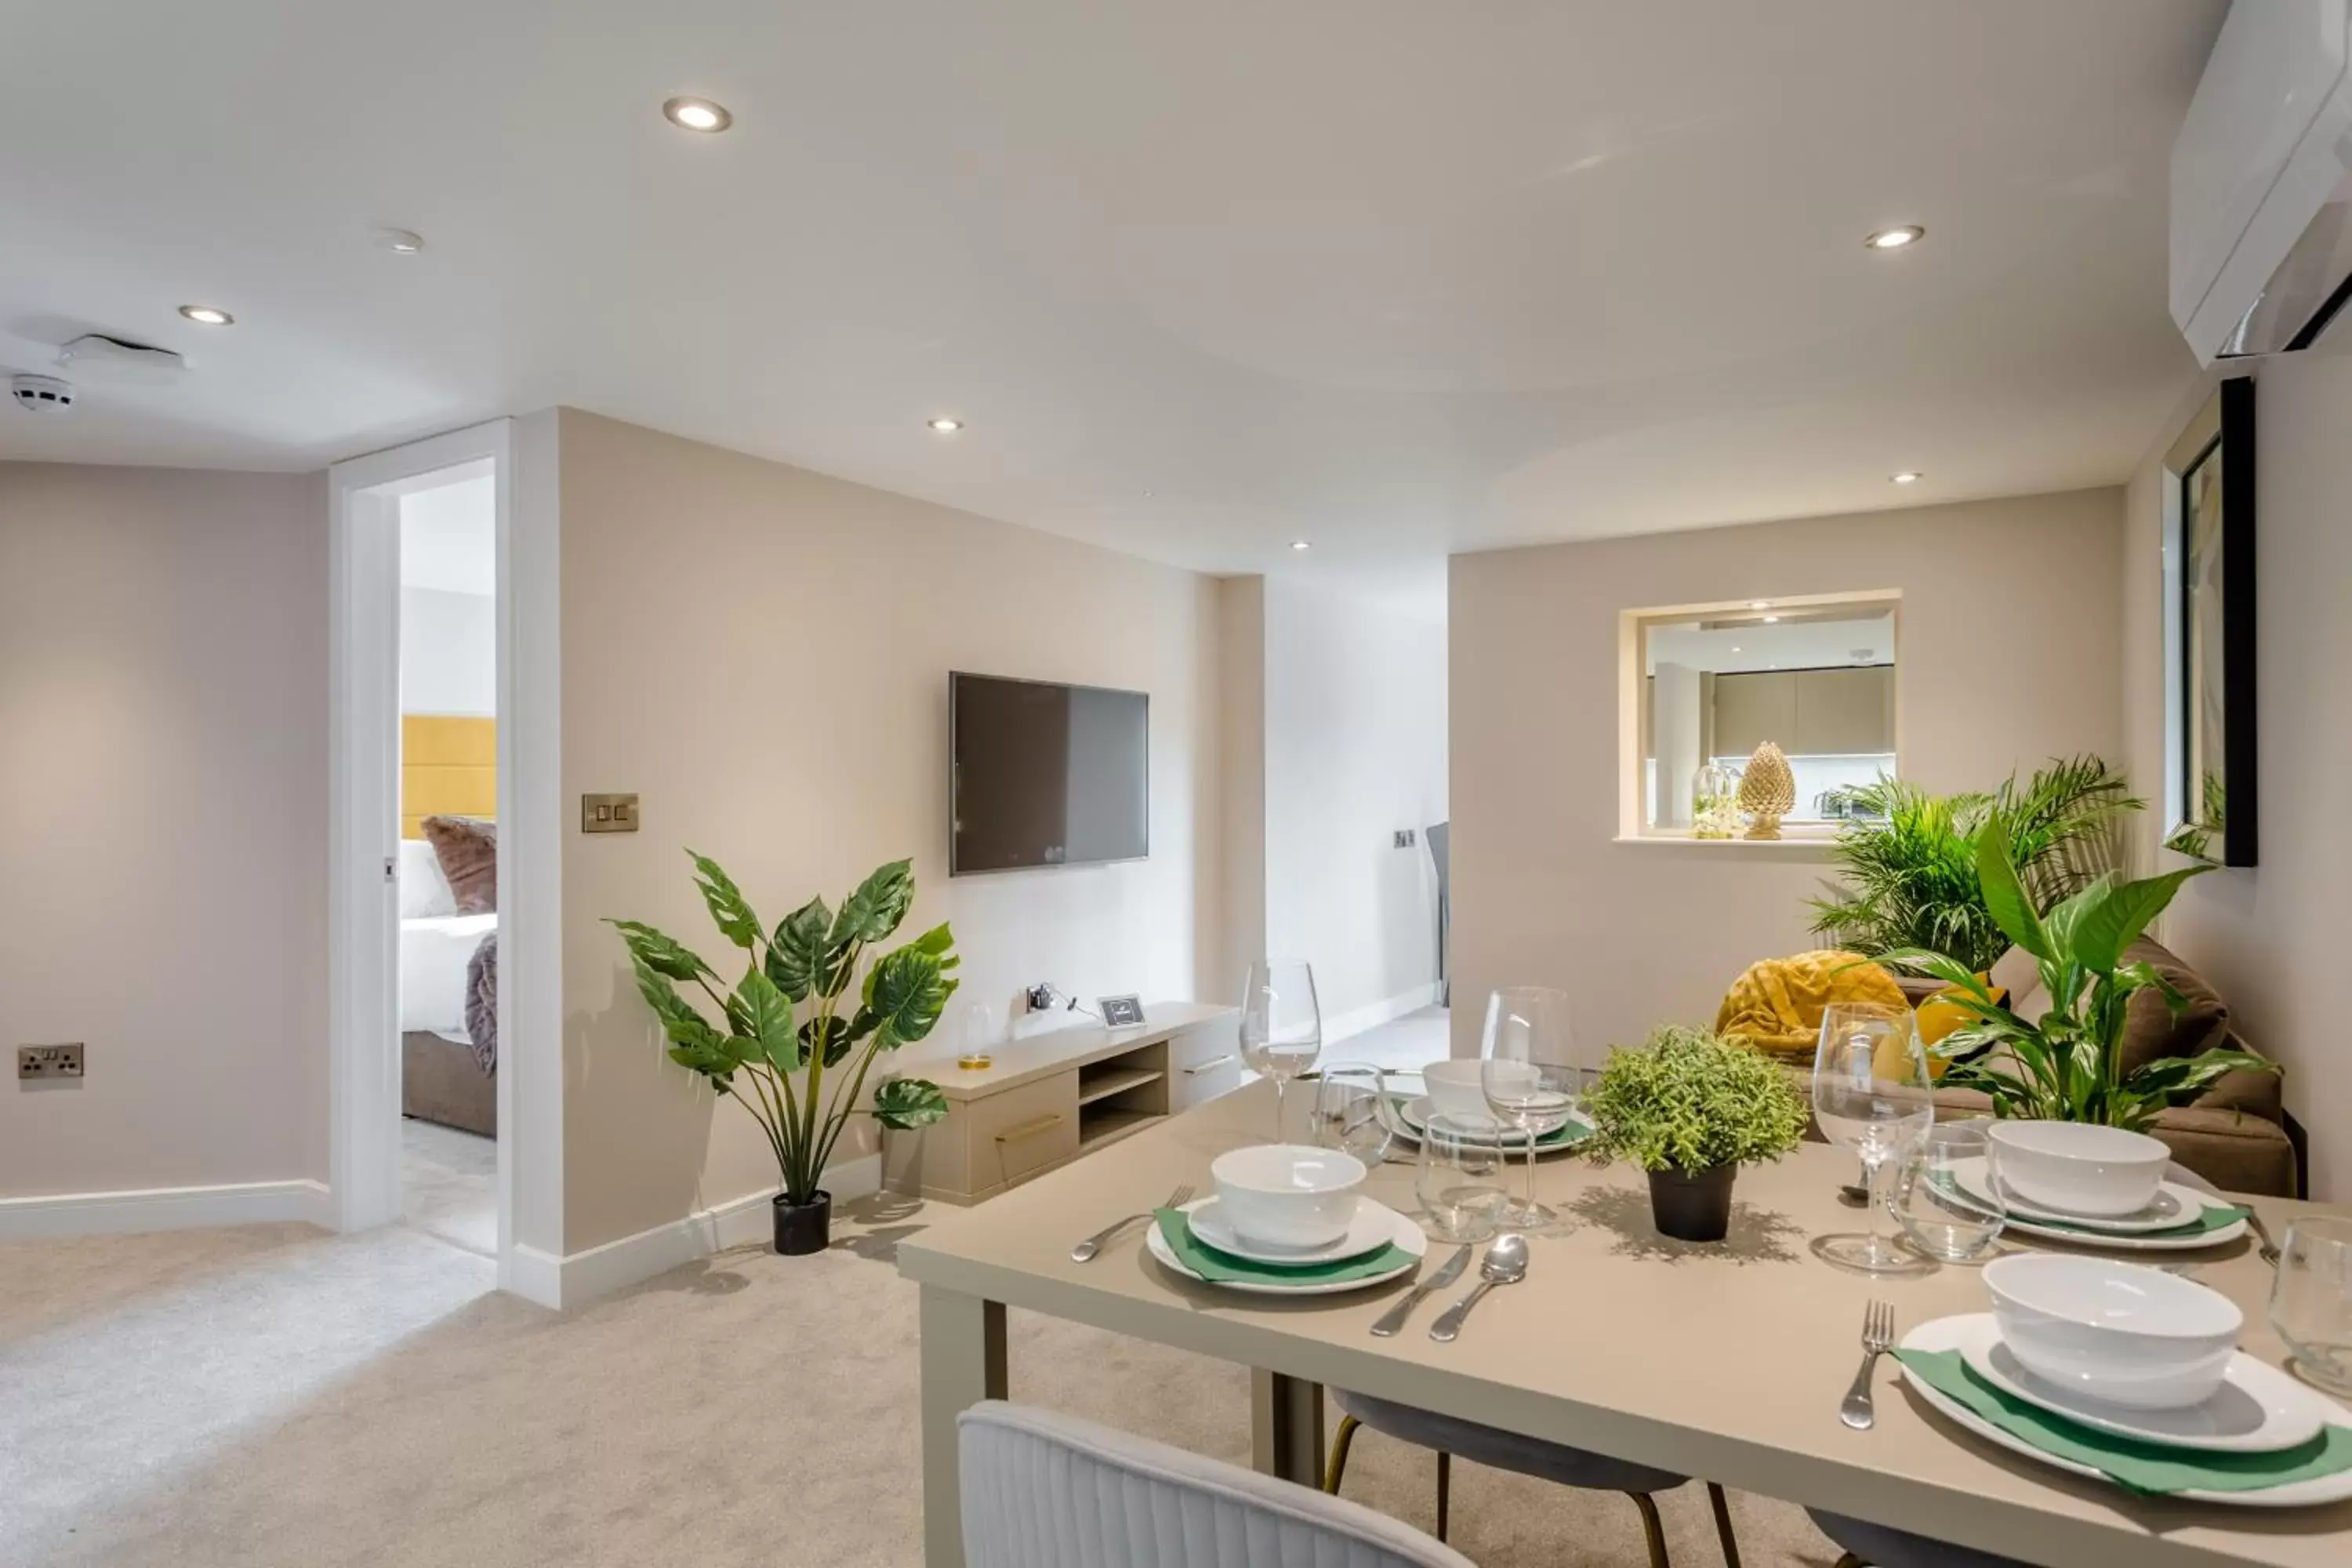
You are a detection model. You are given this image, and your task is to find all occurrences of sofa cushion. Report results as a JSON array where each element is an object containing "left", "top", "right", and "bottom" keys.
[{"left": 2117, "top": 937, "right": 2230, "bottom": 1076}]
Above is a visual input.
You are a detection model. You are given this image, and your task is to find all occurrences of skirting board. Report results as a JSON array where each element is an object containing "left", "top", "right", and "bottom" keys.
[
  {"left": 1322, "top": 984, "right": 1442, "bottom": 1046},
  {"left": 508, "top": 1152, "right": 881, "bottom": 1310},
  {"left": 0, "top": 1178, "right": 334, "bottom": 1240}
]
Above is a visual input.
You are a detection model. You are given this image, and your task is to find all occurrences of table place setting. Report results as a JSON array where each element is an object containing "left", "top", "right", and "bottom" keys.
[
  {"left": 1141, "top": 1144, "right": 1427, "bottom": 1296},
  {"left": 1922, "top": 1120, "right": 2256, "bottom": 1253},
  {"left": 1883, "top": 1253, "right": 2352, "bottom": 1508}
]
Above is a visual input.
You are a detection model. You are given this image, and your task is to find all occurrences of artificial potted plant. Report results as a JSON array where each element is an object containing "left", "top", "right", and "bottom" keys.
[
  {"left": 1874, "top": 822, "right": 2273, "bottom": 1129},
  {"left": 610, "top": 853, "right": 955, "bottom": 1254},
  {"left": 1582, "top": 1025, "right": 1809, "bottom": 1242}
]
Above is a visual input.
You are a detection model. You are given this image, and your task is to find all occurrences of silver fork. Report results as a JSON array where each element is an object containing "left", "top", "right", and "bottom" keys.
[
  {"left": 1839, "top": 1300, "right": 1896, "bottom": 1430},
  {"left": 2244, "top": 1205, "right": 2284, "bottom": 1266},
  {"left": 1072, "top": 1183, "right": 1193, "bottom": 1261}
]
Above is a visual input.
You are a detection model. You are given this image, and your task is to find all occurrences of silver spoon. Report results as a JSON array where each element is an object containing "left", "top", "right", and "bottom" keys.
[{"left": 1429, "top": 1234, "right": 1529, "bottom": 1342}]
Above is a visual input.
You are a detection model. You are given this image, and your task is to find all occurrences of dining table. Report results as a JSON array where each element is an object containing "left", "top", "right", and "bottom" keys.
[{"left": 895, "top": 1077, "right": 2352, "bottom": 1568}]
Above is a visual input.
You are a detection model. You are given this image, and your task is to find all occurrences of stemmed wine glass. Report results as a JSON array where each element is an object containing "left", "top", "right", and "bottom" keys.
[
  {"left": 1479, "top": 985, "right": 1576, "bottom": 1229},
  {"left": 1240, "top": 958, "right": 1322, "bottom": 1143},
  {"left": 1812, "top": 1001, "right": 1935, "bottom": 1273}
]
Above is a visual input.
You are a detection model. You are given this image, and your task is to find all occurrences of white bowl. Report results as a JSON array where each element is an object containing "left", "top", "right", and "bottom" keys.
[
  {"left": 1209, "top": 1144, "right": 1367, "bottom": 1250},
  {"left": 1421, "top": 1060, "right": 1490, "bottom": 1120},
  {"left": 1988, "top": 1120, "right": 2170, "bottom": 1218},
  {"left": 1984, "top": 1254, "right": 2242, "bottom": 1410}
]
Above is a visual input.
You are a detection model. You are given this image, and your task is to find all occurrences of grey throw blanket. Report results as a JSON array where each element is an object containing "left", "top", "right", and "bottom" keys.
[{"left": 463, "top": 931, "right": 498, "bottom": 1075}]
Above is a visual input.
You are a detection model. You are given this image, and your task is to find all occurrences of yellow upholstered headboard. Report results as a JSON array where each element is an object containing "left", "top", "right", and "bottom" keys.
[{"left": 402, "top": 714, "right": 496, "bottom": 839}]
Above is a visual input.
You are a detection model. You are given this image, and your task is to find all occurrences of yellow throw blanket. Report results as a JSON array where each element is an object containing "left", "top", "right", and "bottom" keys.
[{"left": 1716, "top": 950, "right": 1907, "bottom": 1058}]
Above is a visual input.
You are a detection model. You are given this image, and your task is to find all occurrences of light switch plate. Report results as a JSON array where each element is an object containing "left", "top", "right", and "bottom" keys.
[{"left": 581, "top": 793, "right": 641, "bottom": 833}]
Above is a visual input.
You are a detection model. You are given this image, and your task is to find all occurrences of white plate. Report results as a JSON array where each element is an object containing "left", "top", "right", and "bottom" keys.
[
  {"left": 1992, "top": 1206, "right": 2246, "bottom": 1253},
  {"left": 1947, "top": 1156, "right": 2193, "bottom": 1232},
  {"left": 1393, "top": 1096, "right": 1588, "bottom": 1156},
  {"left": 1897, "top": 1315, "right": 2352, "bottom": 1508},
  {"left": 1950, "top": 1313, "right": 2328, "bottom": 1454},
  {"left": 1185, "top": 1195, "right": 1396, "bottom": 1266},
  {"left": 1145, "top": 1197, "right": 1425, "bottom": 1296}
]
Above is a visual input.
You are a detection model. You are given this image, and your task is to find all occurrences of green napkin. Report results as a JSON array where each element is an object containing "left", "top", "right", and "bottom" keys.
[
  {"left": 1930, "top": 1173, "right": 2249, "bottom": 1239},
  {"left": 1152, "top": 1210, "right": 1414, "bottom": 1287},
  {"left": 1893, "top": 1348, "right": 2352, "bottom": 1497}
]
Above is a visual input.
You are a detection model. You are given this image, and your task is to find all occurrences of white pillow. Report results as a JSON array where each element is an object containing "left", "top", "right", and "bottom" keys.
[{"left": 398, "top": 837, "right": 459, "bottom": 920}]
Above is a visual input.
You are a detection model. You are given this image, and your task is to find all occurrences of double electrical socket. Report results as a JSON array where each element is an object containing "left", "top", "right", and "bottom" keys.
[{"left": 18, "top": 1044, "right": 84, "bottom": 1080}]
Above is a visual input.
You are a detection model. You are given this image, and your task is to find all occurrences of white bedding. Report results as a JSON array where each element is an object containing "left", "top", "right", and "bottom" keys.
[{"left": 400, "top": 913, "right": 496, "bottom": 1044}]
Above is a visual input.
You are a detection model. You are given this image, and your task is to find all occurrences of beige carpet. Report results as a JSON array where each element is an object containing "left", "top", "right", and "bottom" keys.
[
  {"left": 401, "top": 1118, "right": 497, "bottom": 1258},
  {"left": 0, "top": 1196, "right": 1841, "bottom": 1568}
]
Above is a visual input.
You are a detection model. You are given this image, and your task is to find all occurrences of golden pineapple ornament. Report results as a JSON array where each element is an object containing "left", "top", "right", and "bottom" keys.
[{"left": 1738, "top": 741, "right": 1796, "bottom": 840}]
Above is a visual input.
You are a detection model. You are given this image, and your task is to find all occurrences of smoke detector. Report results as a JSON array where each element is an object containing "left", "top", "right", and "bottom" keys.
[{"left": 10, "top": 374, "right": 74, "bottom": 412}]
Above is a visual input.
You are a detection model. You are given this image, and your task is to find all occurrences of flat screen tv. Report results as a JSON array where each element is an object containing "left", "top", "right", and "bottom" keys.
[{"left": 950, "top": 672, "right": 1149, "bottom": 875}]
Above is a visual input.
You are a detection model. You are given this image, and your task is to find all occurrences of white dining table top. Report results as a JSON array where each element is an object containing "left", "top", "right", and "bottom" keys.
[{"left": 895, "top": 1079, "right": 2352, "bottom": 1568}]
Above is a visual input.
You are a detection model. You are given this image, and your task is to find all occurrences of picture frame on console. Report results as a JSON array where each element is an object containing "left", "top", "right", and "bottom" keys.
[{"left": 2161, "top": 376, "right": 2257, "bottom": 867}]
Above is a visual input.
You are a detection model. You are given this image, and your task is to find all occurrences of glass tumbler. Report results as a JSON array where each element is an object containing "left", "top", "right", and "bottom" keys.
[
  {"left": 1416, "top": 1112, "right": 1508, "bottom": 1245},
  {"left": 1890, "top": 1120, "right": 2006, "bottom": 1262},
  {"left": 2270, "top": 1216, "right": 2352, "bottom": 1396}
]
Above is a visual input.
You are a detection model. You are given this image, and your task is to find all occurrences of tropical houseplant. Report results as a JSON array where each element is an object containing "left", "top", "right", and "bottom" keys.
[
  {"left": 610, "top": 853, "right": 956, "bottom": 1254},
  {"left": 1582, "top": 1025, "right": 1809, "bottom": 1241},
  {"left": 1808, "top": 757, "right": 2141, "bottom": 978},
  {"left": 1874, "top": 822, "right": 2273, "bottom": 1131}
]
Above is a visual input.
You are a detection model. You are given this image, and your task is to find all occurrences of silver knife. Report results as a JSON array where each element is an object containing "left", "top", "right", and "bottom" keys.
[{"left": 1370, "top": 1245, "right": 1472, "bottom": 1338}]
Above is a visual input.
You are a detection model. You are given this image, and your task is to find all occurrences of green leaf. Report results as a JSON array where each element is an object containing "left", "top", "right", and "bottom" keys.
[
  {"left": 2067, "top": 865, "right": 2208, "bottom": 975},
  {"left": 1869, "top": 948, "right": 1990, "bottom": 1000},
  {"left": 766, "top": 896, "right": 836, "bottom": 1003},
  {"left": 871, "top": 1076, "right": 949, "bottom": 1130},
  {"left": 831, "top": 860, "right": 916, "bottom": 949},
  {"left": 1974, "top": 822, "right": 2052, "bottom": 962},
  {"left": 688, "top": 851, "right": 762, "bottom": 949},
  {"left": 731, "top": 965, "right": 802, "bottom": 1073},
  {"left": 800, "top": 1013, "right": 854, "bottom": 1068},
  {"left": 608, "top": 919, "right": 717, "bottom": 984},
  {"left": 2122, "top": 1047, "right": 2276, "bottom": 1105},
  {"left": 861, "top": 944, "right": 956, "bottom": 1047},
  {"left": 630, "top": 958, "right": 706, "bottom": 1038}
]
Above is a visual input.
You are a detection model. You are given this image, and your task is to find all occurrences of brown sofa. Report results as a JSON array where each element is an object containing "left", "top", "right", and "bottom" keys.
[{"left": 1784, "top": 938, "right": 2296, "bottom": 1197}]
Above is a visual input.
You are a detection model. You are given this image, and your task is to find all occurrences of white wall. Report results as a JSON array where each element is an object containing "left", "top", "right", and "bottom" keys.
[
  {"left": 554, "top": 412, "right": 1224, "bottom": 1252},
  {"left": 2122, "top": 345, "right": 2352, "bottom": 1200},
  {"left": 1261, "top": 580, "right": 1448, "bottom": 1033},
  {"left": 0, "top": 463, "right": 327, "bottom": 1201},
  {"left": 1450, "top": 488, "right": 2124, "bottom": 1061},
  {"left": 398, "top": 586, "right": 495, "bottom": 716}
]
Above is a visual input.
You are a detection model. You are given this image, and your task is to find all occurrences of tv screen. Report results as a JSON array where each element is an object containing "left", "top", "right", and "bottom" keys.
[{"left": 951, "top": 673, "right": 1149, "bottom": 874}]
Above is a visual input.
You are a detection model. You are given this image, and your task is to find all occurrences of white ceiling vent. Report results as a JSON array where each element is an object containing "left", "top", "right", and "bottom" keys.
[{"left": 10, "top": 374, "right": 75, "bottom": 412}]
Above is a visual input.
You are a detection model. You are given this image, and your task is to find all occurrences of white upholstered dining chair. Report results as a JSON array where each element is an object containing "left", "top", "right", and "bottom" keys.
[
  {"left": 1806, "top": 1509, "right": 2030, "bottom": 1568},
  {"left": 958, "top": 1401, "right": 1475, "bottom": 1568}
]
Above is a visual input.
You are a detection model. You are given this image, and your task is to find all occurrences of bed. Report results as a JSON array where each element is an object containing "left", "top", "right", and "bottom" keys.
[{"left": 399, "top": 834, "right": 498, "bottom": 1138}]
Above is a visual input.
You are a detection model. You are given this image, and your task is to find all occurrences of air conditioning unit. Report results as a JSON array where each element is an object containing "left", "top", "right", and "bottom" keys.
[{"left": 2172, "top": 0, "right": 2352, "bottom": 362}]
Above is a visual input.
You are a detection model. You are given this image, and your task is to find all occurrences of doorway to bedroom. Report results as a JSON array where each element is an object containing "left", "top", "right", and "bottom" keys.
[{"left": 394, "top": 471, "right": 500, "bottom": 1257}]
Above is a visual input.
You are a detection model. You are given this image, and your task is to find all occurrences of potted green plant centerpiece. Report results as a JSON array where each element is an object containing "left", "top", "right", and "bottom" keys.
[
  {"left": 609, "top": 854, "right": 956, "bottom": 1255},
  {"left": 1583, "top": 1025, "right": 1809, "bottom": 1242},
  {"left": 1872, "top": 823, "right": 2273, "bottom": 1129}
]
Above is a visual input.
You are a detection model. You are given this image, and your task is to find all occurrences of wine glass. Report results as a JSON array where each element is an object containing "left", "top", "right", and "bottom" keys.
[
  {"left": 2269, "top": 1216, "right": 2352, "bottom": 1396},
  {"left": 1312, "top": 1062, "right": 1399, "bottom": 1166},
  {"left": 1478, "top": 985, "right": 1576, "bottom": 1229},
  {"left": 1240, "top": 959, "right": 1321, "bottom": 1143},
  {"left": 1890, "top": 1120, "right": 2005, "bottom": 1263},
  {"left": 1416, "top": 1112, "right": 1508, "bottom": 1244},
  {"left": 1813, "top": 1001, "right": 1935, "bottom": 1272}
]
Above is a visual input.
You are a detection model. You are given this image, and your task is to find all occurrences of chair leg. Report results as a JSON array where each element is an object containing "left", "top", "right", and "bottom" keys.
[
  {"left": 1832, "top": 1555, "right": 1866, "bottom": 1568},
  {"left": 1435, "top": 1450, "right": 1451, "bottom": 1541},
  {"left": 1322, "top": 1415, "right": 1359, "bottom": 1496},
  {"left": 1706, "top": 1481, "right": 1742, "bottom": 1568},
  {"left": 1627, "top": 1491, "right": 1670, "bottom": 1568}
]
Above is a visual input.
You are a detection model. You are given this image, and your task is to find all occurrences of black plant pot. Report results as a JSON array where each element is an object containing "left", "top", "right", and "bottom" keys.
[
  {"left": 774, "top": 1190, "right": 833, "bottom": 1256},
  {"left": 1647, "top": 1164, "right": 1737, "bottom": 1243}
]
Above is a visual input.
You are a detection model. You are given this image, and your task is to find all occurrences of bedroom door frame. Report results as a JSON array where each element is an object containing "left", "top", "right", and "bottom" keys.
[{"left": 328, "top": 416, "right": 559, "bottom": 1305}]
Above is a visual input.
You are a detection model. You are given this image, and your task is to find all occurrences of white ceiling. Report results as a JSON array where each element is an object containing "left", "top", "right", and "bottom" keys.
[
  {"left": 0, "top": 1, "right": 2220, "bottom": 613},
  {"left": 399, "top": 474, "right": 495, "bottom": 596}
]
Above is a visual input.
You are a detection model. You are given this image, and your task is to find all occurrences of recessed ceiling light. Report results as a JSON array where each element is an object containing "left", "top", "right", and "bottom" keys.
[
  {"left": 927, "top": 416, "right": 964, "bottom": 434},
  {"left": 1892, "top": 470, "right": 1922, "bottom": 485},
  {"left": 178, "top": 305, "right": 233, "bottom": 325},
  {"left": 1762, "top": 615, "right": 1781, "bottom": 623},
  {"left": 1731, "top": 646, "right": 1744, "bottom": 653},
  {"left": 1748, "top": 600, "right": 1769, "bottom": 610},
  {"left": 662, "top": 96, "right": 732, "bottom": 132},
  {"left": 1290, "top": 540, "right": 1312, "bottom": 552},
  {"left": 374, "top": 227, "right": 425, "bottom": 255},
  {"left": 1865, "top": 225, "right": 1925, "bottom": 251}
]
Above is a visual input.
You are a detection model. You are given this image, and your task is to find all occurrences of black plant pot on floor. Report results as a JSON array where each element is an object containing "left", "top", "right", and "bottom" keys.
[
  {"left": 1647, "top": 1164, "right": 1736, "bottom": 1243},
  {"left": 774, "top": 1191, "right": 833, "bottom": 1255}
]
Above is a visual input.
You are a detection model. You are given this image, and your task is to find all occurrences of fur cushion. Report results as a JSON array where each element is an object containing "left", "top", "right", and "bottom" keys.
[{"left": 421, "top": 815, "right": 497, "bottom": 915}]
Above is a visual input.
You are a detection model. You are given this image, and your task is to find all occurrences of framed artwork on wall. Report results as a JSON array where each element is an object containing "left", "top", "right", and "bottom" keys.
[{"left": 2162, "top": 376, "right": 2257, "bottom": 866}]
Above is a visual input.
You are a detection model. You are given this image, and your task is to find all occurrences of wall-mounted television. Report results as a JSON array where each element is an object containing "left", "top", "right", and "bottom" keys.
[{"left": 950, "top": 672, "right": 1149, "bottom": 875}]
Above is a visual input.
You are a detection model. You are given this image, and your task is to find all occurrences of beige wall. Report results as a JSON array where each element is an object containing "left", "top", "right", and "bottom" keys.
[
  {"left": 1261, "top": 580, "right": 1447, "bottom": 1028},
  {"left": 1216, "top": 575, "right": 1266, "bottom": 991},
  {"left": 2122, "top": 346, "right": 2352, "bottom": 1201},
  {"left": 557, "top": 412, "right": 1223, "bottom": 1252},
  {"left": 0, "top": 463, "right": 328, "bottom": 1198},
  {"left": 1450, "top": 488, "right": 2124, "bottom": 1060}
]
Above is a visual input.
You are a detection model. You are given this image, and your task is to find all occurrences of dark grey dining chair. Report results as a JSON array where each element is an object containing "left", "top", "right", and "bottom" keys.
[
  {"left": 1325, "top": 1388, "right": 1742, "bottom": 1568},
  {"left": 1806, "top": 1509, "right": 2030, "bottom": 1568}
]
